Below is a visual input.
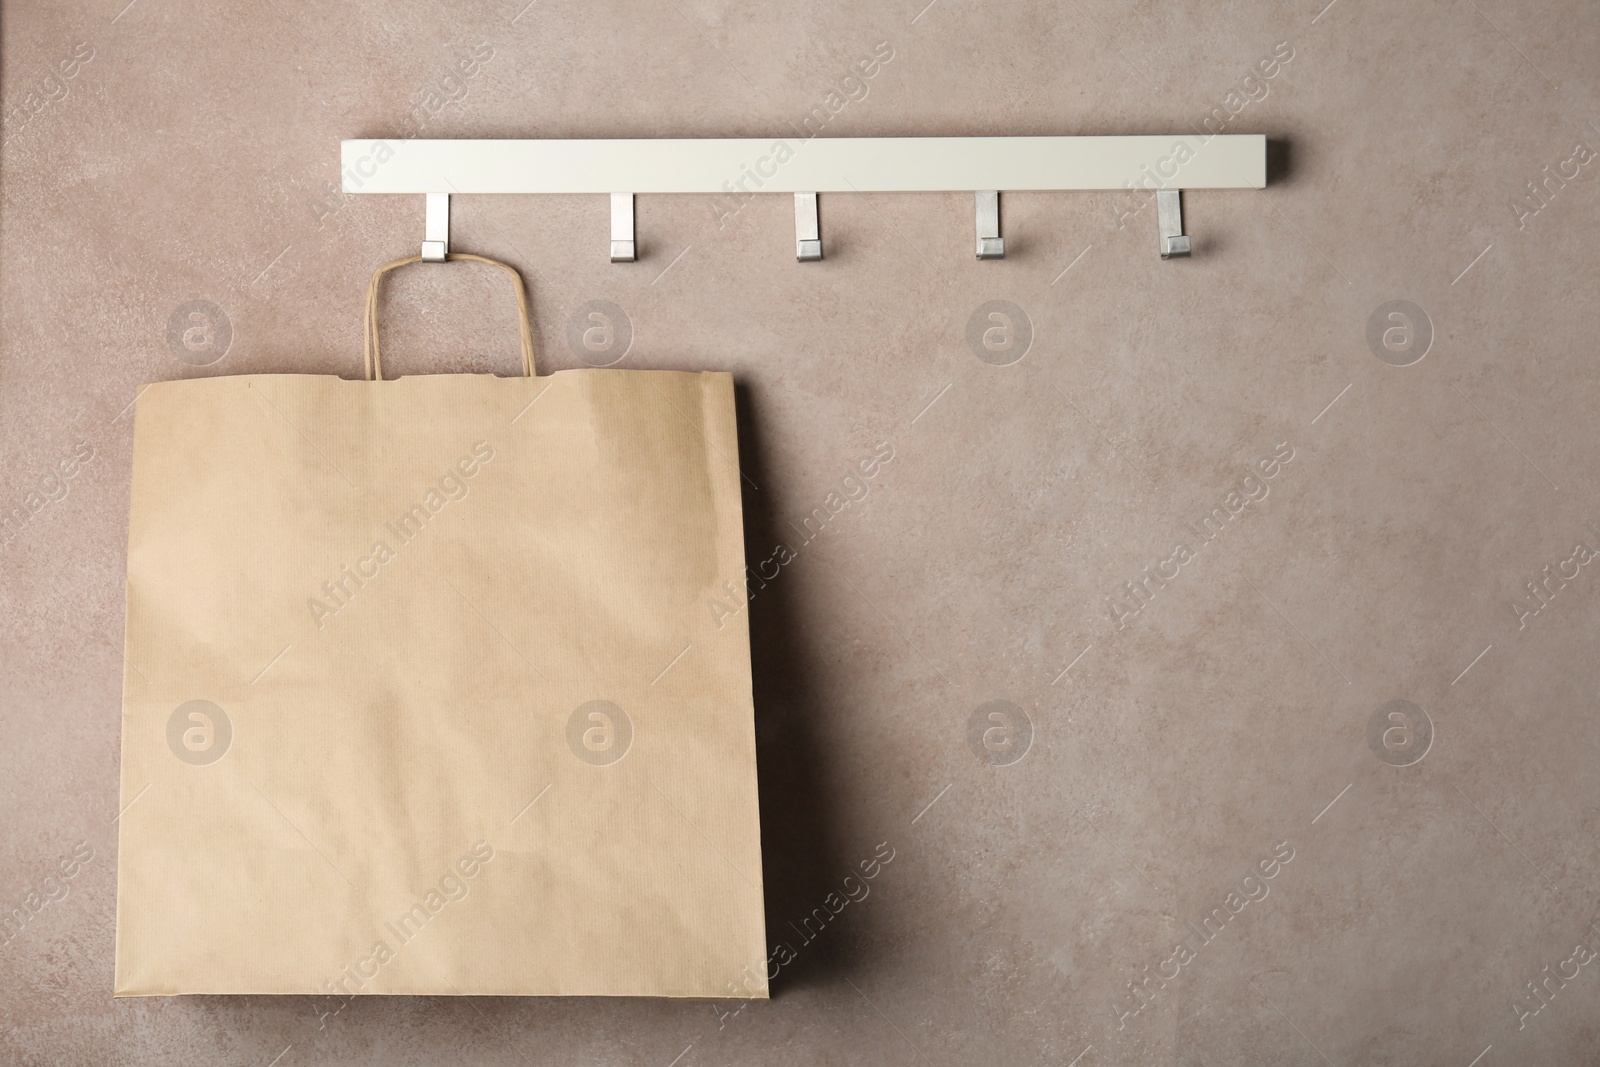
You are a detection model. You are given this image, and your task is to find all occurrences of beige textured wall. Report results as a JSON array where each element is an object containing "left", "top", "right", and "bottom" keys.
[{"left": 4, "top": 0, "right": 1600, "bottom": 1063}]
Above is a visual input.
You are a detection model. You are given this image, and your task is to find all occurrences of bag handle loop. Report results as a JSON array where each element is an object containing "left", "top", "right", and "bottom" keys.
[{"left": 363, "top": 253, "right": 538, "bottom": 381}]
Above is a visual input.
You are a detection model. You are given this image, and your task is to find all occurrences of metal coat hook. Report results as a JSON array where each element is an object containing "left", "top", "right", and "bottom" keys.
[
  {"left": 975, "top": 190, "right": 1003, "bottom": 259},
  {"left": 611, "top": 193, "right": 635, "bottom": 262},
  {"left": 794, "top": 192, "right": 822, "bottom": 262},
  {"left": 1157, "top": 189, "right": 1190, "bottom": 259},
  {"left": 422, "top": 193, "right": 449, "bottom": 261}
]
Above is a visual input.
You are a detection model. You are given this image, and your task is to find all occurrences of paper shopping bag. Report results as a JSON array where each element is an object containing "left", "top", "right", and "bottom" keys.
[{"left": 115, "top": 253, "right": 768, "bottom": 997}]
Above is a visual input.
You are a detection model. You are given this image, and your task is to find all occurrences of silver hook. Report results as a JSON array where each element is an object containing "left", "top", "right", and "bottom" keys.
[
  {"left": 610, "top": 193, "right": 635, "bottom": 262},
  {"left": 422, "top": 193, "right": 449, "bottom": 262},
  {"left": 795, "top": 192, "right": 822, "bottom": 261},
  {"left": 1157, "top": 189, "right": 1190, "bottom": 259},
  {"left": 975, "top": 191, "right": 1003, "bottom": 259}
]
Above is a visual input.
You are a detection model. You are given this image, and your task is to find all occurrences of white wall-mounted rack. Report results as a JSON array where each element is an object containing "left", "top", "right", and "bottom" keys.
[{"left": 340, "top": 135, "right": 1266, "bottom": 262}]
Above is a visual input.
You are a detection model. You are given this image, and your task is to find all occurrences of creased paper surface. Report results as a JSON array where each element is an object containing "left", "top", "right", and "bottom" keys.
[{"left": 115, "top": 370, "right": 767, "bottom": 997}]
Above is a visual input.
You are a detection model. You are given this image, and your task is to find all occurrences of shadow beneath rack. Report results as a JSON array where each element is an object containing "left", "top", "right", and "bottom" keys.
[{"left": 1266, "top": 137, "right": 1294, "bottom": 185}]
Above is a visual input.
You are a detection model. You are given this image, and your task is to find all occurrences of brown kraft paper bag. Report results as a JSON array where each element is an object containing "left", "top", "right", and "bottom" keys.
[{"left": 114, "top": 254, "right": 768, "bottom": 997}]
